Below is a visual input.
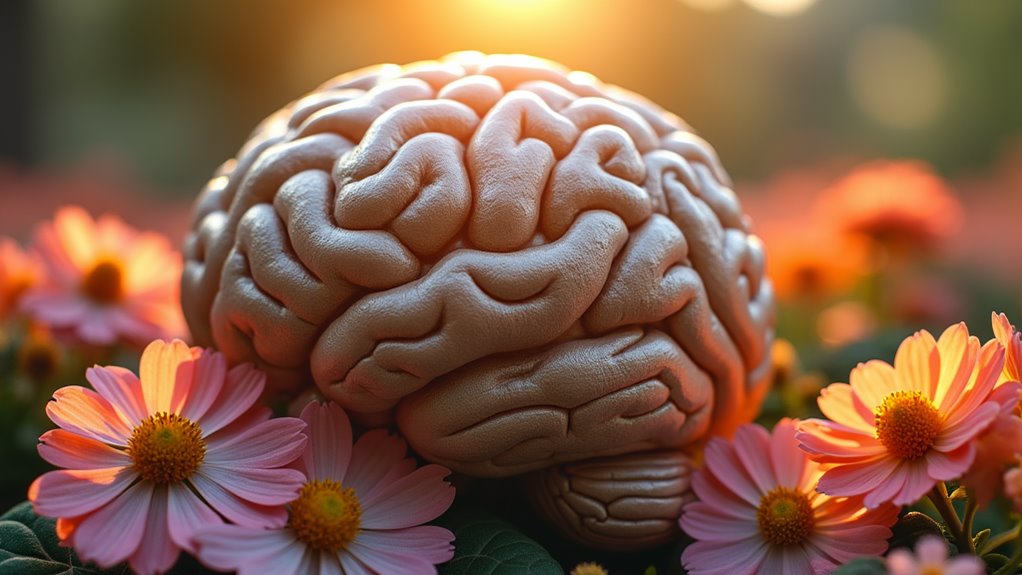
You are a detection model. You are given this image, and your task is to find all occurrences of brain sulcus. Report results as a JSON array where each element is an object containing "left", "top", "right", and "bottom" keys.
[{"left": 182, "top": 52, "right": 775, "bottom": 549}]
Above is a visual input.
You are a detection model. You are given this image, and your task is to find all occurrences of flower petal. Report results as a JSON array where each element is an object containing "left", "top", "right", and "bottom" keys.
[
  {"left": 46, "top": 386, "right": 132, "bottom": 446},
  {"left": 356, "top": 525, "right": 455, "bottom": 565},
  {"left": 849, "top": 360, "right": 897, "bottom": 411},
  {"left": 73, "top": 481, "right": 153, "bottom": 570},
  {"left": 701, "top": 437, "right": 762, "bottom": 506},
  {"left": 139, "top": 339, "right": 194, "bottom": 416},
  {"left": 180, "top": 349, "right": 227, "bottom": 423},
  {"left": 86, "top": 366, "right": 147, "bottom": 428},
  {"left": 934, "top": 324, "right": 979, "bottom": 411},
  {"left": 193, "top": 525, "right": 300, "bottom": 574},
  {"left": 681, "top": 537, "right": 768, "bottom": 575},
  {"left": 166, "top": 483, "right": 222, "bottom": 552},
  {"left": 816, "top": 457, "right": 899, "bottom": 504},
  {"left": 29, "top": 467, "right": 135, "bottom": 518},
  {"left": 680, "top": 502, "right": 759, "bottom": 541},
  {"left": 205, "top": 416, "right": 307, "bottom": 469},
  {"left": 299, "top": 401, "right": 352, "bottom": 483},
  {"left": 343, "top": 430, "right": 415, "bottom": 497},
  {"left": 894, "top": 329, "right": 940, "bottom": 398},
  {"left": 817, "top": 384, "right": 874, "bottom": 432},
  {"left": 128, "top": 486, "right": 181, "bottom": 575},
  {"left": 201, "top": 466, "right": 305, "bottom": 506},
  {"left": 37, "top": 429, "right": 131, "bottom": 470},
  {"left": 346, "top": 540, "right": 443, "bottom": 575},
  {"left": 359, "top": 464, "right": 455, "bottom": 529},
  {"left": 935, "top": 402, "right": 998, "bottom": 452},
  {"left": 190, "top": 472, "right": 288, "bottom": 528},
  {"left": 926, "top": 443, "right": 974, "bottom": 481},
  {"left": 732, "top": 424, "right": 777, "bottom": 493},
  {"left": 197, "top": 363, "right": 265, "bottom": 435}
]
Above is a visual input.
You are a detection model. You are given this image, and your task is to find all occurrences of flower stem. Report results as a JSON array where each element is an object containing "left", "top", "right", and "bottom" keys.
[
  {"left": 962, "top": 493, "right": 978, "bottom": 545},
  {"left": 927, "top": 482, "right": 973, "bottom": 554}
]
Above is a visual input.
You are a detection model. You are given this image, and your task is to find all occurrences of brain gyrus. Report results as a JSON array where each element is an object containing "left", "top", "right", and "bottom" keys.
[{"left": 182, "top": 52, "right": 775, "bottom": 478}]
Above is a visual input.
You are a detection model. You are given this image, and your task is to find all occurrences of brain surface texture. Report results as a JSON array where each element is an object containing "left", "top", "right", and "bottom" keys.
[{"left": 182, "top": 52, "right": 775, "bottom": 480}]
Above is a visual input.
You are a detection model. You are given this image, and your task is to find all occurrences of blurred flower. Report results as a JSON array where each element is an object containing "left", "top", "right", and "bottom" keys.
[
  {"left": 798, "top": 323, "right": 1021, "bottom": 507},
  {"left": 28, "top": 339, "right": 307, "bottom": 575},
  {"left": 770, "top": 338, "right": 799, "bottom": 388},
  {"left": 21, "top": 206, "right": 186, "bottom": 347},
  {"left": 817, "top": 301, "right": 877, "bottom": 348},
  {"left": 194, "top": 401, "right": 456, "bottom": 575},
  {"left": 993, "top": 312, "right": 1022, "bottom": 384},
  {"left": 887, "top": 275, "right": 962, "bottom": 326},
  {"left": 0, "top": 237, "right": 40, "bottom": 320},
  {"left": 680, "top": 420, "right": 897, "bottom": 575},
  {"left": 813, "top": 160, "right": 962, "bottom": 254},
  {"left": 16, "top": 325, "right": 63, "bottom": 384},
  {"left": 570, "top": 562, "right": 609, "bottom": 575},
  {"left": 760, "top": 225, "right": 869, "bottom": 301},
  {"left": 960, "top": 411, "right": 1022, "bottom": 508},
  {"left": 1004, "top": 461, "right": 1022, "bottom": 514},
  {"left": 885, "top": 536, "right": 984, "bottom": 575}
]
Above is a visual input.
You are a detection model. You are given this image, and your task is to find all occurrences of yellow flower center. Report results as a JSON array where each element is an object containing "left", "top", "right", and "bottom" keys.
[
  {"left": 81, "top": 258, "right": 124, "bottom": 304},
  {"left": 127, "top": 412, "right": 206, "bottom": 483},
  {"left": 874, "top": 390, "right": 942, "bottom": 460},
  {"left": 570, "top": 562, "right": 608, "bottom": 575},
  {"left": 756, "top": 486, "right": 814, "bottom": 546},
  {"left": 289, "top": 480, "right": 362, "bottom": 551}
]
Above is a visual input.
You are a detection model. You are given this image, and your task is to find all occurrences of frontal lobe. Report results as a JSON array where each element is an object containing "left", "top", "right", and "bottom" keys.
[{"left": 182, "top": 52, "right": 774, "bottom": 476}]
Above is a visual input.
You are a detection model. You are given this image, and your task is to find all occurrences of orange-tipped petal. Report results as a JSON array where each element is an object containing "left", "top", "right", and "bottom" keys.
[
  {"left": 933, "top": 324, "right": 979, "bottom": 408},
  {"left": 139, "top": 339, "right": 194, "bottom": 415},
  {"left": 849, "top": 360, "right": 896, "bottom": 411},
  {"left": 817, "top": 383, "right": 874, "bottom": 432},
  {"left": 893, "top": 329, "right": 940, "bottom": 398}
]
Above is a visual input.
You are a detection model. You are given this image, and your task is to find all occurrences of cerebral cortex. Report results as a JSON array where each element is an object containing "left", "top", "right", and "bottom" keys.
[{"left": 182, "top": 53, "right": 775, "bottom": 484}]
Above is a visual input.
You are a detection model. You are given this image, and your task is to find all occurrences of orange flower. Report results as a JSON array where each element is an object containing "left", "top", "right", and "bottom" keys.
[
  {"left": 813, "top": 160, "right": 962, "bottom": 252},
  {"left": 759, "top": 224, "right": 869, "bottom": 301},
  {"left": 992, "top": 311, "right": 1022, "bottom": 384},
  {"left": 797, "top": 322, "right": 1021, "bottom": 508},
  {"left": 0, "top": 237, "right": 40, "bottom": 320},
  {"left": 21, "top": 206, "right": 186, "bottom": 346}
]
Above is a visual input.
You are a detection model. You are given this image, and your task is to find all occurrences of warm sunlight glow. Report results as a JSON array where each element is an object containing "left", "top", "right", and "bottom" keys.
[{"left": 743, "top": 0, "right": 817, "bottom": 17}]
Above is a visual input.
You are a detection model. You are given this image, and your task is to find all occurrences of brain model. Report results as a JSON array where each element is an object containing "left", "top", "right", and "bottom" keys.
[{"left": 182, "top": 52, "right": 774, "bottom": 550}]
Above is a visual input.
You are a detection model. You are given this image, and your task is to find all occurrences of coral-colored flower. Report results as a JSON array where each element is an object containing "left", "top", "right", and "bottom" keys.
[
  {"left": 680, "top": 420, "right": 898, "bottom": 575},
  {"left": 960, "top": 412, "right": 1022, "bottom": 508},
  {"left": 0, "top": 237, "right": 40, "bottom": 319},
  {"left": 993, "top": 311, "right": 1022, "bottom": 384},
  {"left": 759, "top": 223, "right": 869, "bottom": 301},
  {"left": 28, "top": 339, "right": 308, "bottom": 575},
  {"left": 194, "top": 401, "right": 456, "bottom": 575},
  {"left": 21, "top": 206, "right": 186, "bottom": 346},
  {"left": 813, "top": 160, "right": 962, "bottom": 252},
  {"left": 797, "top": 323, "right": 1021, "bottom": 508},
  {"left": 886, "top": 536, "right": 984, "bottom": 575}
]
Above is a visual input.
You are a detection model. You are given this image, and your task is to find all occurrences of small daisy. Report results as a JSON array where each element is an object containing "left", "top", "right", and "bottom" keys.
[
  {"left": 21, "top": 206, "right": 186, "bottom": 346},
  {"left": 680, "top": 419, "right": 898, "bottom": 575},
  {"left": 797, "top": 322, "right": 1021, "bottom": 508},
  {"left": 29, "top": 339, "right": 308, "bottom": 574},
  {"left": 194, "top": 401, "right": 456, "bottom": 575},
  {"left": 886, "top": 536, "right": 984, "bottom": 575}
]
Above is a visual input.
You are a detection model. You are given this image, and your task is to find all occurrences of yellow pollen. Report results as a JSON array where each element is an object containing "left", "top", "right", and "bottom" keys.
[
  {"left": 289, "top": 480, "right": 362, "bottom": 552},
  {"left": 128, "top": 412, "right": 205, "bottom": 483},
  {"left": 81, "top": 258, "right": 124, "bottom": 303},
  {"left": 756, "top": 486, "right": 814, "bottom": 546},
  {"left": 874, "top": 390, "right": 942, "bottom": 460}
]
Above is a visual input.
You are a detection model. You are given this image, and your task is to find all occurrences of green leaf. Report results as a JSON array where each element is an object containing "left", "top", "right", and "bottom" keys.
[
  {"left": 0, "top": 502, "right": 131, "bottom": 575},
  {"left": 438, "top": 511, "right": 563, "bottom": 575},
  {"left": 0, "top": 556, "right": 72, "bottom": 575},
  {"left": 0, "top": 521, "right": 50, "bottom": 560},
  {"left": 888, "top": 511, "right": 946, "bottom": 551},
  {"left": 829, "top": 557, "right": 887, "bottom": 575},
  {"left": 972, "top": 528, "right": 991, "bottom": 553}
]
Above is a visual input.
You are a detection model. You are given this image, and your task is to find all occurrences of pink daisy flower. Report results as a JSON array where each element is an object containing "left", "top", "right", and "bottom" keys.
[
  {"left": 194, "top": 401, "right": 456, "bottom": 575},
  {"left": 886, "top": 536, "right": 984, "bottom": 575},
  {"left": 797, "top": 322, "right": 1022, "bottom": 508},
  {"left": 28, "top": 339, "right": 308, "bottom": 575},
  {"left": 21, "top": 206, "right": 186, "bottom": 346},
  {"left": 680, "top": 419, "right": 898, "bottom": 575}
]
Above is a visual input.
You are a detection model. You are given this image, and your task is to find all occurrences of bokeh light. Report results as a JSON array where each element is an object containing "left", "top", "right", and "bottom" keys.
[
  {"left": 743, "top": 0, "right": 817, "bottom": 17},
  {"left": 847, "top": 25, "right": 948, "bottom": 130}
]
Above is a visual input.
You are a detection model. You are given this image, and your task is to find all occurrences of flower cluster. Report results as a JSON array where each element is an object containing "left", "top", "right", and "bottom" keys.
[
  {"left": 28, "top": 340, "right": 456, "bottom": 575},
  {"left": 681, "top": 315, "right": 1022, "bottom": 575}
]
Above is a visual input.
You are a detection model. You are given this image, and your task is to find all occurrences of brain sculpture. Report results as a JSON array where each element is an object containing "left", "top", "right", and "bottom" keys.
[{"left": 182, "top": 52, "right": 774, "bottom": 549}]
